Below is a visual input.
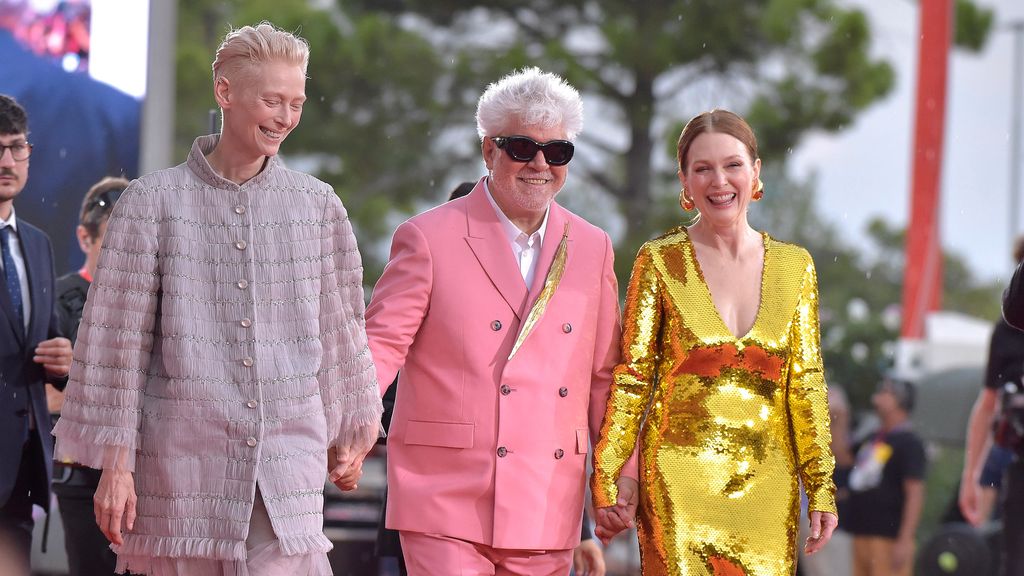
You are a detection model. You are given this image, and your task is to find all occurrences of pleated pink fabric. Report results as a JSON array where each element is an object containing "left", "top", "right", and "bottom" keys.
[{"left": 53, "top": 135, "right": 382, "bottom": 572}]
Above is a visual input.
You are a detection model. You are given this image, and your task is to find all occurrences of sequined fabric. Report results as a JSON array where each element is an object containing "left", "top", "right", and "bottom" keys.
[{"left": 592, "top": 227, "right": 836, "bottom": 576}]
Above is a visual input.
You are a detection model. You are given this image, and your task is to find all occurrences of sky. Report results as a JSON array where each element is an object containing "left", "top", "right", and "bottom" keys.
[{"left": 790, "top": 0, "right": 1024, "bottom": 283}]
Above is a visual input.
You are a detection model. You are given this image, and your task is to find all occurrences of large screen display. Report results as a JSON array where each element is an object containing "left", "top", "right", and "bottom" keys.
[{"left": 0, "top": 0, "right": 146, "bottom": 271}]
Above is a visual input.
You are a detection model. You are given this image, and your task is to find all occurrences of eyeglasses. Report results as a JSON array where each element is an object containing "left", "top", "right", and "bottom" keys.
[
  {"left": 491, "top": 136, "right": 574, "bottom": 166},
  {"left": 0, "top": 142, "right": 32, "bottom": 162}
]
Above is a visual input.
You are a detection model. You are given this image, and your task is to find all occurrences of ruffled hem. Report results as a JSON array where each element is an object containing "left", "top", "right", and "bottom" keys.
[
  {"left": 114, "top": 536, "right": 246, "bottom": 561},
  {"left": 112, "top": 532, "right": 334, "bottom": 562},
  {"left": 115, "top": 550, "right": 333, "bottom": 576},
  {"left": 327, "top": 397, "right": 385, "bottom": 457},
  {"left": 52, "top": 422, "right": 137, "bottom": 471},
  {"left": 277, "top": 532, "right": 333, "bottom": 557}
]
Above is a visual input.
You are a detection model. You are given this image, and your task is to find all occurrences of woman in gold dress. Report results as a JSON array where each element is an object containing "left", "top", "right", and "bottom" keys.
[{"left": 591, "top": 109, "right": 838, "bottom": 575}]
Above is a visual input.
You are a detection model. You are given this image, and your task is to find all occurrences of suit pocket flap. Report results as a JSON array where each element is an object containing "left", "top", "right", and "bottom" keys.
[
  {"left": 576, "top": 428, "right": 588, "bottom": 454},
  {"left": 405, "top": 420, "right": 474, "bottom": 449}
]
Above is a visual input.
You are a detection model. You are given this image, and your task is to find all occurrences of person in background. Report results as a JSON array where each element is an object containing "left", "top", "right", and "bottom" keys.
[
  {"left": 961, "top": 237, "right": 1024, "bottom": 576},
  {"left": 53, "top": 23, "right": 382, "bottom": 574},
  {"left": 844, "top": 377, "right": 926, "bottom": 576},
  {"left": 47, "top": 176, "right": 128, "bottom": 576},
  {"left": 0, "top": 93, "right": 73, "bottom": 573},
  {"left": 365, "top": 67, "right": 621, "bottom": 575}
]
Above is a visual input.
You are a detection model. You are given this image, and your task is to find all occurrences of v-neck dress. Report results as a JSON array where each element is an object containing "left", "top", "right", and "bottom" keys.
[{"left": 592, "top": 227, "right": 836, "bottom": 576}]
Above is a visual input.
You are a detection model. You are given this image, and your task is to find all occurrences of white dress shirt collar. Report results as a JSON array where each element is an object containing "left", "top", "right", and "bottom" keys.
[
  {"left": 0, "top": 207, "right": 18, "bottom": 231},
  {"left": 483, "top": 179, "right": 550, "bottom": 289},
  {"left": 482, "top": 179, "right": 549, "bottom": 248}
]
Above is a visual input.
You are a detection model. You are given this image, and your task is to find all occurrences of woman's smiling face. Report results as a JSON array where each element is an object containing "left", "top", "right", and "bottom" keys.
[
  {"left": 679, "top": 131, "right": 761, "bottom": 225},
  {"left": 219, "top": 60, "right": 307, "bottom": 160}
]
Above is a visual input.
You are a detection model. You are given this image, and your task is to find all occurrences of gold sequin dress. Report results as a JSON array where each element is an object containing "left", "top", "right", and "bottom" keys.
[{"left": 592, "top": 227, "right": 836, "bottom": 576}]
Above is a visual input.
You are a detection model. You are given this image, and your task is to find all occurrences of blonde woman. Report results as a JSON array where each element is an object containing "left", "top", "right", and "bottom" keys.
[{"left": 54, "top": 22, "right": 382, "bottom": 575}]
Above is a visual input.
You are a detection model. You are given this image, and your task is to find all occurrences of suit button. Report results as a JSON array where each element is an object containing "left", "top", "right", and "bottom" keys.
[
  {"left": 558, "top": 387, "right": 568, "bottom": 397},
  {"left": 497, "top": 446, "right": 508, "bottom": 457},
  {"left": 246, "top": 437, "right": 257, "bottom": 447},
  {"left": 554, "top": 449, "right": 564, "bottom": 459},
  {"left": 491, "top": 320, "right": 502, "bottom": 331},
  {"left": 562, "top": 323, "right": 572, "bottom": 333},
  {"left": 500, "top": 384, "right": 511, "bottom": 396}
]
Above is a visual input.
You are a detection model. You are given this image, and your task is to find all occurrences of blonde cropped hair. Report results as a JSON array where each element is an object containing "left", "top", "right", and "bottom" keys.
[
  {"left": 476, "top": 67, "right": 583, "bottom": 141},
  {"left": 211, "top": 21, "right": 310, "bottom": 83}
]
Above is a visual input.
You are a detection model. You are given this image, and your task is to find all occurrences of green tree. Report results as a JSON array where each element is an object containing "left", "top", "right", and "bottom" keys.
[
  {"left": 174, "top": 0, "right": 994, "bottom": 282},
  {"left": 343, "top": 0, "right": 916, "bottom": 278}
]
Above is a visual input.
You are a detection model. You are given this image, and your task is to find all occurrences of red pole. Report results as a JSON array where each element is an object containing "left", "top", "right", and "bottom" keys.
[{"left": 900, "top": 0, "right": 952, "bottom": 339}]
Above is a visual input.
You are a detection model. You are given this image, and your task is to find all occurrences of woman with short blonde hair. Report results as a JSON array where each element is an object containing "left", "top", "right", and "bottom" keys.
[{"left": 54, "top": 21, "right": 383, "bottom": 575}]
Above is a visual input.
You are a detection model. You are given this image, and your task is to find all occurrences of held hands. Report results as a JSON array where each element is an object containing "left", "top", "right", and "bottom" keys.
[
  {"left": 34, "top": 337, "right": 72, "bottom": 378},
  {"left": 94, "top": 469, "right": 136, "bottom": 546},
  {"left": 573, "top": 538, "right": 606, "bottom": 576},
  {"left": 803, "top": 511, "right": 838, "bottom": 556},
  {"left": 327, "top": 445, "right": 366, "bottom": 491},
  {"left": 595, "top": 476, "right": 639, "bottom": 546}
]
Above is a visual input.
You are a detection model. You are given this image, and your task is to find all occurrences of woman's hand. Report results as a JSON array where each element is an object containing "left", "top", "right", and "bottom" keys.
[
  {"left": 594, "top": 476, "right": 639, "bottom": 545},
  {"left": 94, "top": 469, "right": 136, "bottom": 545},
  {"left": 328, "top": 445, "right": 366, "bottom": 491},
  {"left": 803, "top": 511, "right": 838, "bottom": 555}
]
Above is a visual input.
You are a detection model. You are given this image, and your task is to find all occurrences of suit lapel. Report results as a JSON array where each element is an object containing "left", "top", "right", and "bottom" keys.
[
  {"left": 19, "top": 225, "right": 44, "bottom": 343},
  {"left": 464, "top": 183, "right": 529, "bottom": 319},
  {"left": 526, "top": 203, "right": 571, "bottom": 303}
]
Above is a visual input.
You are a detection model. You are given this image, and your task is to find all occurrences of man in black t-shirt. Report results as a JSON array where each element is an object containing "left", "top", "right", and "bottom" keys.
[
  {"left": 845, "top": 378, "right": 927, "bottom": 576},
  {"left": 960, "top": 242, "right": 1024, "bottom": 576}
]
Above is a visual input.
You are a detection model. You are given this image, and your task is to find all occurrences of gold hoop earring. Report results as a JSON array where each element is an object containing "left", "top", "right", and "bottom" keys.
[
  {"left": 679, "top": 188, "right": 695, "bottom": 211},
  {"left": 752, "top": 179, "right": 764, "bottom": 201}
]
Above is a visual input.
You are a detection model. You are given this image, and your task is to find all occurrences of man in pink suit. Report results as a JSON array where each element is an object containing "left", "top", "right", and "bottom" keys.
[{"left": 364, "top": 67, "right": 622, "bottom": 575}]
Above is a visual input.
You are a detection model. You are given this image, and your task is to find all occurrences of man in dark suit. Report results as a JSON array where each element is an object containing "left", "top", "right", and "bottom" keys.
[{"left": 0, "top": 94, "right": 73, "bottom": 571}]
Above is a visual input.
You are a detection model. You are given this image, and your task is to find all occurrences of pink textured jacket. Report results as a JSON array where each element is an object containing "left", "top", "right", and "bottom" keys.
[
  {"left": 53, "top": 135, "right": 383, "bottom": 562},
  {"left": 365, "top": 181, "right": 622, "bottom": 550}
]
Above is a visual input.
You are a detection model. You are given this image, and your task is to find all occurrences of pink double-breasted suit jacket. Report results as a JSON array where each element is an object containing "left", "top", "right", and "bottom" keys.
[{"left": 365, "top": 180, "right": 622, "bottom": 550}]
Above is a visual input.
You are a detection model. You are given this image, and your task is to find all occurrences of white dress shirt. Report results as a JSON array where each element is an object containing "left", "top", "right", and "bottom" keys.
[
  {"left": 0, "top": 208, "right": 31, "bottom": 331},
  {"left": 483, "top": 180, "right": 549, "bottom": 289}
]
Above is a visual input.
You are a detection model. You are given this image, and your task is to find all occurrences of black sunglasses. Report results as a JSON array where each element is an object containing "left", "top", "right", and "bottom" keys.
[
  {"left": 491, "top": 136, "right": 575, "bottom": 166},
  {"left": 85, "top": 188, "right": 125, "bottom": 213}
]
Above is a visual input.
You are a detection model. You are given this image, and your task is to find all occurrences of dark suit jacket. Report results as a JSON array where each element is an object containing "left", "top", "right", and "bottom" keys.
[{"left": 0, "top": 218, "right": 64, "bottom": 508}]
